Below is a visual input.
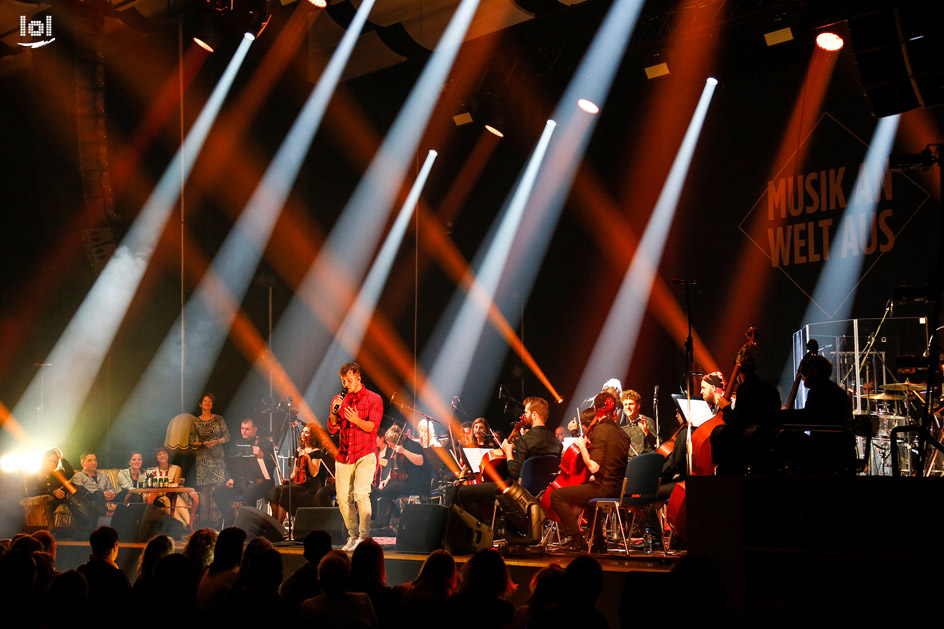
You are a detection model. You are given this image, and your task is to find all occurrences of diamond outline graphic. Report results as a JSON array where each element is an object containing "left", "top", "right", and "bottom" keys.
[{"left": 738, "top": 111, "right": 930, "bottom": 319}]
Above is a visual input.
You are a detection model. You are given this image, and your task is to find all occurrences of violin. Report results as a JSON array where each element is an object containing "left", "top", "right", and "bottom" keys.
[
  {"left": 656, "top": 422, "right": 686, "bottom": 458},
  {"left": 293, "top": 448, "right": 312, "bottom": 485},
  {"left": 508, "top": 417, "right": 532, "bottom": 443},
  {"left": 388, "top": 427, "right": 410, "bottom": 483}
]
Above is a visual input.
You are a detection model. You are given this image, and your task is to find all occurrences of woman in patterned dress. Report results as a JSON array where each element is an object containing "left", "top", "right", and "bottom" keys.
[{"left": 188, "top": 393, "right": 230, "bottom": 491}]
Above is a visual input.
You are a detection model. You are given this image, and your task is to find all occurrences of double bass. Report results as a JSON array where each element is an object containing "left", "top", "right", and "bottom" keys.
[{"left": 666, "top": 327, "right": 758, "bottom": 539}]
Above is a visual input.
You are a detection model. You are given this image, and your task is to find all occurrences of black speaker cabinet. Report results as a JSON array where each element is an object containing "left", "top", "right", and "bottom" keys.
[
  {"left": 293, "top": 507, "right": 347, "bottom": 547},
  {"left": 444, "top": 504, "right": 493, "bottom": 555},
  {"left": 233, "top": 506, "right": 286, "bottom": 543},
  {"left": 395, "top": 504, "right": 493, "bottom": 554},
  {"left": 396, "top": 504, "right": 449, "bottom": 553}
]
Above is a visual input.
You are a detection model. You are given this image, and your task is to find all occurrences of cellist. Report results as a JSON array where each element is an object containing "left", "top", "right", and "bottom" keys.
[
  {"left": 659, "top": 372, "right": 725, "bottom": 499},
  {"left": 551, "top": 391, "right": 630, "bottom": 552}
]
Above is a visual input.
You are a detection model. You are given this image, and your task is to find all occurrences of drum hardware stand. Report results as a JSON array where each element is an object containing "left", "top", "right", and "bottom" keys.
[{"left": 891, "top": 144, "right": 942, "bottom": 475}]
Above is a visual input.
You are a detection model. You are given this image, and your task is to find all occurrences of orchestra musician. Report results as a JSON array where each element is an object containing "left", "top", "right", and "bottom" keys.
[
  {"left": 417, "top": 419, "right": 442, "bottom": 448},
  {"left": 710, "top": 356, "right": 781, "bottom": 475},
  {"left": 372, "top": 424, "right": 430, "bottom": 529},
  {"left": 660, "top": 372, "right": 725, "bottom": 496},
  {"left": 457, "top": 397, "right": 562, "bottom": 526},
  {"left": 551, "top": 392, "right": 630, "bottom": 552},
  {"left": 213, "top": 418, "right": 275, "bottom": 527},
  {"left": 601, "top": 378, "right": 627, "bottom": 426},
  {"left": 469, "top": 417, "right": 499, "bottom": 448},
  {"left": 267, "top": 424, "right": 324, "bottom": 524},
  {"left": 567, "top": 408, "right": 596, "bottom": 437},
  {"left": 620, "top": 390, "right": 657, "bottom": 458},
  {"left": 328, "top": 362, "right": 381, "bottom": 552}
]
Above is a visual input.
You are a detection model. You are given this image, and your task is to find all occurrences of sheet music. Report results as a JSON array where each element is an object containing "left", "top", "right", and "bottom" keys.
[{"left": 672, "top": 394, "right": 716, "bottom": 427}]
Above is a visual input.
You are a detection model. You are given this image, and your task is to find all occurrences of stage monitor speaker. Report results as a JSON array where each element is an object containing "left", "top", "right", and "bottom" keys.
[
  {"left": 444, "top": 504, "right": 493, "bottom": 555},
  {"left": 294, "top": 507, "right": 346, "bottom": 547},
  {"left": 234, "top": 506, "right": 285, "bottom": 543},
  {"left": 396, "top": 504, "right": 449, "bottom": 554}
]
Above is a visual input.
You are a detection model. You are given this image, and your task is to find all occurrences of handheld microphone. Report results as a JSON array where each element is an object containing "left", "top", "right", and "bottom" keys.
[{"left": 332, "top": 387, "right": 348, "bottom": 414}]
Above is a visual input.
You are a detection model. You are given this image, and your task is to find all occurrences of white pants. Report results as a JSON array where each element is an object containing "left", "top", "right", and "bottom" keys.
[{"left": 335, "top": 453, "right": 376, "bottom": 539}]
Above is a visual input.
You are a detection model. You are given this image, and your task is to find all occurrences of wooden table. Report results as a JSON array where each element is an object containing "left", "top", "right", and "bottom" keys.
[{"left": 129, "top": 486, "right": 200, "bottom": 532}]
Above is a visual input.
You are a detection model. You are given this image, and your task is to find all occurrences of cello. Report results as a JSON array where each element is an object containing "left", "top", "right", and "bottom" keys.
[
  {"left": 666, "top": 327, "right": 758, "bottom": 539},
  {"left": 539, "top": 396, "right": 612, "bottom": 522}
]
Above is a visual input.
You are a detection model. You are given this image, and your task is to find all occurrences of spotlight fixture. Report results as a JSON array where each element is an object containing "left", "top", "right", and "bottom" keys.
[
  {"left": 577, "top": 98, "right": 599, "bottom": 114},
  {"left": 244, "top": 0, "right": 271, "bottom": 40},
  {"left": 764, "top": 26, "right": 794, "bottom": 47},
  {"left": 484, "top": 124, "right": 504, "bottom": 138},
  {"left": 191, "top": 14, "right": 222, "bottom": 53},
  {"left": 307, "top": 0, "right": 327, "bottom": 6},
  {"left": 193, "top": 37, "right": 214, "bottom": 52},
  {"left": 496, "top": 482, "right": 545, "bottom": 544},
  {"left": 707, "top": 77, "right": 718, "bottom": 86},
  {"left": 644, "top": 61, "right": 670, "bottom": 80},
  {"left": 816, "top": 31, "right": 844, "bottom": 51}
]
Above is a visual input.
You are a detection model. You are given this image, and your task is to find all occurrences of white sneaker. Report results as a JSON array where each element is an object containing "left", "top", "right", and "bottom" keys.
[
  {"left": 349, "top": 537, "right": 366, "bottom": 551},
  {"left": 341, "top": 537, "right": 357, "bottom": 551}
]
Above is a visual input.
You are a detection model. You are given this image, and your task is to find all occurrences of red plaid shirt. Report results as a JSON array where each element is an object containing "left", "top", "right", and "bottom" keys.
[{"left": 329, "top": 386, "right": 381, "bottom": 464}]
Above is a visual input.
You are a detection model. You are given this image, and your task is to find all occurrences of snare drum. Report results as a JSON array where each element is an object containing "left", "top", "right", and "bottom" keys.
[{"left": 877, "top": 414, "right": 909, "bottom": 437}]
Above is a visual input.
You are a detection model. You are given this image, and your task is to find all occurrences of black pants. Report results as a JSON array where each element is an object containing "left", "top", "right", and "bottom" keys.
[
  {"left": 267, "top": 479, "right": 325, "bottom": 517},
  {"left": 214, "top": 479, "right": 274, "bottom": 527},
  {"left": 549, "top": 482, "right": 611, "bottom": 539},
  {"left": 373, "top": 479, "right": 426, "bottom": 527}
]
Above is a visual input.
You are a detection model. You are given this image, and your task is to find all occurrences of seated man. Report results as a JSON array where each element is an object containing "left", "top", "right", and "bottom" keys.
[
  {"left": 458, "top": 397, "right": 562, "bottom": 530},
  {"left": 213, "top": 417, "right": 276, "bottom": 527},
  {"left": 70, "top": 452, "right": 117, "bottom": 526},
  {"left": 550, "top": 392, "right": 630, "bottom": 552}
]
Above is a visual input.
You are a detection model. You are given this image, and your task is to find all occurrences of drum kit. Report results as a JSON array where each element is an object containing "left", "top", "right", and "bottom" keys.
[{"left": 859, "top": 379, "right": 935, "bottom": 475}]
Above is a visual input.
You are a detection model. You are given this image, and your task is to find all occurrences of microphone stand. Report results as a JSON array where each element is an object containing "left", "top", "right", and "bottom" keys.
[
  {"left": 653, "top": 386, "right": 661, "bottom": 448},
  {"left": 678, "top": 280, "right": 697, "bottom": 477},
  {"left": 286, "top": 414, "right": 300, "bottom": 540}
]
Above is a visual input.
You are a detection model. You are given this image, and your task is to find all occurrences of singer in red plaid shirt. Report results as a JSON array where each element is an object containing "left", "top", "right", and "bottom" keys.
[{"left": 328, "top": 361, "right": 381, "bottom": 550}]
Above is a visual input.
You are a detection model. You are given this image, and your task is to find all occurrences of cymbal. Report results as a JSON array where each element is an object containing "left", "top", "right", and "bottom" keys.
[
  {"left": 867, "top": 392, "right": 906, "bottom": 401},
  {"left": 880, "top": 381, "right": 927, "bottom": 392}
]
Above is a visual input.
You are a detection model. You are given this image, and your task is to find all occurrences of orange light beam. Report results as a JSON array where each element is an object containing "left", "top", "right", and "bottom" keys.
[{"left": 718, "top": 48, "right": 839, "bottom": 355}]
